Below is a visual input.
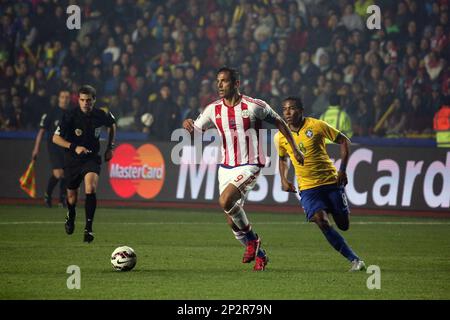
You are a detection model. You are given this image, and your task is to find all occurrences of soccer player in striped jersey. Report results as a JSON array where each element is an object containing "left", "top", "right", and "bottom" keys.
[
  {"left": 183, "top": 67, "right": 304, "bottom": 271},
  {"left": 274, "top": 96, "right": 365, "bottom": 271}
]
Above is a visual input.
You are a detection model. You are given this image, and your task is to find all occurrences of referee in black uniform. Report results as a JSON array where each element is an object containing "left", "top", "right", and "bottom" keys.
[
  {"left": 53, "top": 85, "right": 116, "bottom": 243},
  {"left": 31, "top": 90, "right": 71, "bottom": 207}
]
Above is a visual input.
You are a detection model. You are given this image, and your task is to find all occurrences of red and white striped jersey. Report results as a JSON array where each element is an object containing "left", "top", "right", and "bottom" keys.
[{"left": 194, "top": 95, "right": 279, "bottom": 167}]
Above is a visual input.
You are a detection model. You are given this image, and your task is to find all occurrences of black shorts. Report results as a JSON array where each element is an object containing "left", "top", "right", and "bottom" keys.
[
  {"left": 64, "top": 154, "right": 102, "bottom": 190},
  {"left": 47, "top": 142, "right": 65, "bottom": 169}
]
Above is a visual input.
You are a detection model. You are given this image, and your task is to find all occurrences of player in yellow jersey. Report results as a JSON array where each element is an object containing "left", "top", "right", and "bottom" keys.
[{"left": 274, "top": 97, "right": 365, "bottom": 272}]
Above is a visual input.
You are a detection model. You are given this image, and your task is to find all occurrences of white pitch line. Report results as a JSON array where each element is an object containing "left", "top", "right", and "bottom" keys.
[{"left": 0, "top": 221, "right": 449, "bottom": 225}]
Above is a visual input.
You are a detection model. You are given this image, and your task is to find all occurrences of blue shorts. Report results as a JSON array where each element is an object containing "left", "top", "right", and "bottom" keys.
[{"left": 299, "top": 184, "right": 350, "bottom": 221}]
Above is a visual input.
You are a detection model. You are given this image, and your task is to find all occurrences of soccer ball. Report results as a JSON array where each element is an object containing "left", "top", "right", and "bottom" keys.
[
  {"left": 140, "top": 112, "right": 154, "bottom": 127},
  {"left": 111, "top": 246, "right": 137, "bottom": 271}
]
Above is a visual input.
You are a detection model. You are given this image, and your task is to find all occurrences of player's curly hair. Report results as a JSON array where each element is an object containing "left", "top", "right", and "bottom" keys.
[{"left": 283, "top": 96, "right": 304, "bottom": 109}]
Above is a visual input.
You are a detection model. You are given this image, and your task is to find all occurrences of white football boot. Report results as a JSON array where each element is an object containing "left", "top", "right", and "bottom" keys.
[{"left": 349, "top": 259, "right": 366, "bottom": 272}]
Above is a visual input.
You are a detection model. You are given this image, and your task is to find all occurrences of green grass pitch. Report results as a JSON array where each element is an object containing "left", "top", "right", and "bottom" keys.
[{"left": 1, "top": 205, "right": 449, "bottom": 300}]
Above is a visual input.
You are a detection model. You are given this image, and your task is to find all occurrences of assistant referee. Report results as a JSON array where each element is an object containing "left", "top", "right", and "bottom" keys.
[{"left": 31, "top": 90, "right": 71, "bottom": 208}]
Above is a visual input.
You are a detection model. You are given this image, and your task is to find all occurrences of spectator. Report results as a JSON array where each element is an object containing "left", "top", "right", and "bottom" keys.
[
  {"left": 383, "top": 98, "right": 407, "bottom": 136},
  {"left": 273, "top": 12, "right": 291, "bottom": 41},
  {"left": 87, "top": 66, "right": 104, "bottom": 99},
  {"left": 53, "top": 65, "right": 73, "bottom": 94},
  {"left": 4, "top": 95, "right": 26, "bottom": 130},
  {"left": 404, "top": 93, "right": 432, "bottom": 134},
  {"left": 117, "top": 81, "right": 132, "bottom": 117},
  {"left": 340, "top": 4, "right": 364, "bottom": 31},
  {"left": 63, "top": 41, "right": 84, "bottom": 79},
  {"left": 424, "top": 51, "right": 445, "bottom": 81},
  {"left": 299, "top": 50, "right": 320, "bottom": 87},
  {"left": 427, "top": 84, "right": 443, "bottom": 112},
  {"left": 311, "top": 79, "right": 333, "bottom": 118},
  {"left": 149, "top": 84, "right": 180, "bottom": 141},
  {"left": 104, "top": 64, "right": 122, "bottom": 96},
  {"left": 103, "top": 37, "right": 121, "bottom": 64},
  {"left": 352, "top": 98, "right": 373, "bottom": 136},
  {"left": 182, "top": 96, "right": 201, "bottom": 122},
  {"left": 17, "top": 16, "right": 38, "bottom": 49},
  {"left": 288, "top": 16, "right": 308, "bottom": 55},
  {"left": 371, "top": 94, "right": 385, "bottom": 129},
  {"left": 307, "top": 15, "right": 328, "bottom": 51},
  {"left": 198, "top": 79, "right": 216, "bottom": 108},
  {"left": 254, "top": 5, "right": 275, "bottom": 51}
]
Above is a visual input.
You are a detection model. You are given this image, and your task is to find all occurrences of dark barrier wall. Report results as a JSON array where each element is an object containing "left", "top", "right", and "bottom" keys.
[{"left": 2, "top": 139, "right": 449, "bottom": 212}]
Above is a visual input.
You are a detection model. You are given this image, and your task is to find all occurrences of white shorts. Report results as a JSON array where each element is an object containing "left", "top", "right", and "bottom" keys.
[{"left": 218, "top": 165, "right": 261, "bottom": 206}]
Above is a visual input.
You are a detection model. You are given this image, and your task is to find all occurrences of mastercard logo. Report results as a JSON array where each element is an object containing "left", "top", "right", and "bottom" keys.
[{"left": 109, "top": 144, "right": 165, "bottom": 199}]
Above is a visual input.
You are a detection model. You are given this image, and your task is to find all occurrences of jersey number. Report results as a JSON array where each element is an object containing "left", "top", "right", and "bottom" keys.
[
  {"left": 298, "top": 142, "right": 306, "bottom": 154},
  {"left": 341, "top": 192, "right": 349, "bottom": 207}
]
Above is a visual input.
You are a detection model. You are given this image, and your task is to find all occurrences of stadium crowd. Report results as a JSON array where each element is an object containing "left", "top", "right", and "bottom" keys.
[{"left": 0, "top": 0, "right": 449, "bottom": 139}]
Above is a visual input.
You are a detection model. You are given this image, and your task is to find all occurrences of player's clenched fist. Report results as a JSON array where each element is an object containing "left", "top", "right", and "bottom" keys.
[
  {"left": 183, "top": 119, "right": 194, "bottom": 133},
  {"left": 75, "top": 146, "right": 91, "bottom": 155},
  {"left": 281, "top": 180, "right": 297, "bottom": 193}
]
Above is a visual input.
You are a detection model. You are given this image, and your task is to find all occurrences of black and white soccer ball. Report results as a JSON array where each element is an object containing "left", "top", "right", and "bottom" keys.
[
  {"left": 111, "top": 246, "right": 137, "bottom": 271},
  {"left": 140, "top": 112, "right": 154, "bottom": 127}
]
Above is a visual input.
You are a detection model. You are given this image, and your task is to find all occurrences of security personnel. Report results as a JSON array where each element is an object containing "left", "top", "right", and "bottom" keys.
[
  {"left": 53, "top": 85, "right": 116, "bottom": 243},
  {"left": 433, "top": 105, "right": 450, "bottom": 148},
  {"left": 31, "top": 90, "right": 71, "bottom": 207},
  {"left": 320, "top": 94, "right": 353, "bottom": 143}
]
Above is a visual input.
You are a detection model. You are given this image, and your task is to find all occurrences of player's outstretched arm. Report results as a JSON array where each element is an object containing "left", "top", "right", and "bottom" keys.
[
  {"left": 274, "top": 117, "right": 304, "bottom": 165},
  {"left": 31, "top": 128, "right": 45, "bottom": 160},
  {"left": 335, "top": 133, "right": 351, "bottom": 186},
  {"left": 279, "top": 156, "right": 296, "bottom": 193}
]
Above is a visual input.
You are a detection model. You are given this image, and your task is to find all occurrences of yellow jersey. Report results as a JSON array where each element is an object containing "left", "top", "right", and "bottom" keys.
[{"left": 274, "top": 117, "right": 340, "bottom": 191}]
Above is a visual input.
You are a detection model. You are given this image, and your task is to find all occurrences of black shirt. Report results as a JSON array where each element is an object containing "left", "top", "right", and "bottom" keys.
[
  {"left": 39, "top": 106, "right": 66, "bottom": 143},
  {"left": 55, "top": 107, "right": 115, "bottom": 158}
]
